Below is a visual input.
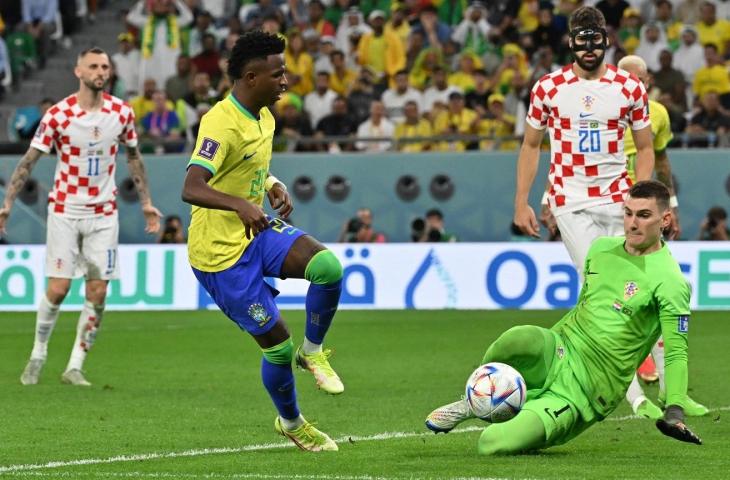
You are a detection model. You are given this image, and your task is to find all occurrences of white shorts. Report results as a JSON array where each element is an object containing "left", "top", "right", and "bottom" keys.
[
  {"left": 554, "top": 203, "right": 624, "bottom": 273},
  {"left": 45, "top": 212, "right": 119, "bottom": 280}
]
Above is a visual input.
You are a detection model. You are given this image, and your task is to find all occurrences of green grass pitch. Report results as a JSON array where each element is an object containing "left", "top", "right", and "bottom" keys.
[{"left": 0, "top": 310, "right": 728, "bottom": 479}]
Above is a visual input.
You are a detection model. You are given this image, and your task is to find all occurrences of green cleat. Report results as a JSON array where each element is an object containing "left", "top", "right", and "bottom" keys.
[
  {"left": 634, "top": 398, "right": 663, "bottom": 420},
  {"left": 274, "top": 416, "right": 338, "bottom": 452},
  {"left": 659, "top": 391, "right": 709, "bottom": 417},
  {"left": 295, "top": 347, "right": 344, "bottom": 394}
]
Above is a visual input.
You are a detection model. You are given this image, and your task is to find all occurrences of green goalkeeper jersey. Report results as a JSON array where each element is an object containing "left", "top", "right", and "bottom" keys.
[{"left": 553, "top": 236, "right": 690, "bottom": 419}]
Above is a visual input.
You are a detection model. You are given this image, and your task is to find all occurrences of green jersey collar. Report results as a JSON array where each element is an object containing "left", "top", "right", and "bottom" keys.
[{"left": 228, "top": 94, "right": 259, "bottom": 122}]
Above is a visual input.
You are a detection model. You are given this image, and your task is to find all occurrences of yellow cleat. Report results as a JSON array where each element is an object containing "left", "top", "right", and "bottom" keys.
[
  {"left": 274, "top": 416, "right": 338, "bottom": 452},
  {"left": 295, "top": 347, "right": 344, "bottom": 394}
]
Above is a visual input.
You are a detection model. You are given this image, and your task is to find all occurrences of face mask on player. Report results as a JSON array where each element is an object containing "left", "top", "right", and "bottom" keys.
[{"left": 570, "top": 26, "right": 608, "bottom": 71}]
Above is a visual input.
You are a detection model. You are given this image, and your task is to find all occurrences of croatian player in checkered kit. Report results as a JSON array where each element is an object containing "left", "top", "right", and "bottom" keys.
[
  {"left": 513, "top": 5, "right": 655, "bottom": 270},
  {"left": 0, "top": 47, "right": 163, "bottom": 386}
]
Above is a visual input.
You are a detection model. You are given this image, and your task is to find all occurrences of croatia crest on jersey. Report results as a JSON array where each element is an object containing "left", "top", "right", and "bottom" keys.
[
  {"left": 624, "top": 281, "right": 639, "bottom": 300},
  {"left": 248, "top": 303, "right": 271, "bottom": 327}
]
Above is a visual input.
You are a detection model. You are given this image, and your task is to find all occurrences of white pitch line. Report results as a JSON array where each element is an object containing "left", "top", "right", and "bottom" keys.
[
  {"left": 0, "top": 427, "right": 481, "bottom": 475},
  {"left": 1, "top": 406, "right": 727, "bottom": 475},
  {"left": 0, "top": 472, "right": 516, "bottom": 480}
]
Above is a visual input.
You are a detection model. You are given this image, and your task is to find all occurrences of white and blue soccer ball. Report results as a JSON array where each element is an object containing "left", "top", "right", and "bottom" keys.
[{"left": 465, "top": 362, "right": 526, "bottom": 423}]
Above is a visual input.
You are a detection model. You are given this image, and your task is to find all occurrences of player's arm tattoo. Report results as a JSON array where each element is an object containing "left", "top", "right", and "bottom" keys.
[
  {"left": 2, "top": 148, "right": 43, "bottom": 207},
  {"left": 126, "top": 145, "right": 153, "bottom": 205},
  {"left": 654, "top": 150, "right": 674, "bottom": 193}
]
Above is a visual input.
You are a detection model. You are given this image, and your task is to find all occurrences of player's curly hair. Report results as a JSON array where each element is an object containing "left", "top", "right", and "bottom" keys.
[
  {"left": 568, "top": 6, "right": 606, "bottom": 31},
  {"left": 628, "top": 180, "right": 670, "bottom": 211},
  {"left": 227, "top": 30, "right": 286, "bottom": 80}
]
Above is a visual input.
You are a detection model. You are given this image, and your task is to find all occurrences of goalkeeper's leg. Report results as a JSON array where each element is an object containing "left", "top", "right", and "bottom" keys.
[
  {"left": 481, "top": 325, "right": 556, "bottom": 390},
  {"left": 477, "top": 409, "right": 546, "bottom": 455}
]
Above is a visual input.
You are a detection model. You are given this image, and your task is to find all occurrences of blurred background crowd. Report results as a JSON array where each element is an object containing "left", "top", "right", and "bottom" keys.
[{"left": 0, "top": 0, "right": 729, "bottom": 154}]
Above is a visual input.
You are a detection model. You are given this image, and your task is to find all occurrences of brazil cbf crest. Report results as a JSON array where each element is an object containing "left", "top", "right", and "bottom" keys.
[
  {"left": 624, "top": 281, "right": 639, "bottom": 300},
  {"left": 248, "top": 303, "right": 271, "bottom": 326}
]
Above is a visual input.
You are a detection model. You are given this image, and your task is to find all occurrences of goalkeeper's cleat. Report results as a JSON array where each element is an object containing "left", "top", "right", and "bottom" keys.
[
  {"left": 20, "top": 358, "right": 45, "bottom": 385},
  {"left": 634, "top": 398, "right": 663, "bottom": 420},
  {"left": 637, "top": 356, "right": 659, "bottom": 384},
  {"left": 61, "top": 369, "right": 91, "bottom": 386},
  {"left": 658, "top": 392, "right": 709, "bottom": 417},
  {"left": 295, "top": 347, "right": 344, "bottom": 395},
  {"left": 425, "top": 398, "right": 474, "bottom": 433},
  {"left": 274, "top": 416, "right": 338, "bottom": 452}
]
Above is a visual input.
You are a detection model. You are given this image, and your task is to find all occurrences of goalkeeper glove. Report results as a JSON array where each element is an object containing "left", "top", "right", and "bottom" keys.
[{"left": 656, "top": 405, "right": 702, "bottom": 445}]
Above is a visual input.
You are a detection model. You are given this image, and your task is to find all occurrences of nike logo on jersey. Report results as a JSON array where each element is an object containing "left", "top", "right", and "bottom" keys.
[
  {"left": 244, "top": 152, "right": 255, "bottom": 160},
  {"left": 88, "top": 141, "right": 102, "bottom": 147},
  {"left": 579, "top": 112, "right": 594, "bottom": 118}
]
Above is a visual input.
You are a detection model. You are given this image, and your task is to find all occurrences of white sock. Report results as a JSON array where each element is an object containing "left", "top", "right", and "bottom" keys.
[
  {"left": 625, "top": 373, "right": 646, "bottom": 409},
  {"left": 280, "top": 415, "right": 304, "bottom": 430},
  {"left": 652, "top": 338, "right": 666, "bottom": 394},
  {"left": 301, "top": 338, "right": 322, "bottom": 355},
  {"left": 66, "top": 301, "right": 104, "bottom": 372},
  {"left": 30, "top": 295, "right": 61, "bottom": 360}
]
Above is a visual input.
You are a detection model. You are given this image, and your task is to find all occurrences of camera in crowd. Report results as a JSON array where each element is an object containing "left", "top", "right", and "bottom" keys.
[
  {"left": 411, "top": 208, "right": 449, "bottom": 242},
  {"left": 705, "top": 206, "right": 727, "bottom": 231},
  {"left": 411, "top": 217, "right": 444, "bottom": 242},
  {"left": 345, "top": 217, "right": 365, "bottom": 242}
]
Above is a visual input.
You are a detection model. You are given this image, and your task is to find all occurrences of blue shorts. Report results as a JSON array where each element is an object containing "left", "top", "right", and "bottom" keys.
[{"left": 192, "top": 217, "right": 306, "bottom": 336}]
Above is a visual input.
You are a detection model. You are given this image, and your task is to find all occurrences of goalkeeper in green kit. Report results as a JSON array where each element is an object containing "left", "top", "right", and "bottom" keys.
[{"left": 426, "top": 180, "right": 703, "bottom": 453}]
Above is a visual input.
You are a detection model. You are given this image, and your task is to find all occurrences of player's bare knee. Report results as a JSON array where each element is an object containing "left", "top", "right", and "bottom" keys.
[
  {"left": 46, "top": 279, "right": 71, "bottom": 304},
  {"left": 85, "top": 280, "right": 109, "bottom": 305}
]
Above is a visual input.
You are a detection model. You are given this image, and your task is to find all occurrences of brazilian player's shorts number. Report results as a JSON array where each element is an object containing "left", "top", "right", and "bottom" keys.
[{"left": 578, "top": 129, "right": 601, "bottom": 153}]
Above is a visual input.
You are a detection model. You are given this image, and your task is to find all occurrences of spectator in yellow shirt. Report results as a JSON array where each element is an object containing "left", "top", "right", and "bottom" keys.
[
  {"left": 409, "top": 47, "right": 446, "bottom": 90},
  {"left": 284, "top": 30, "right": 315, "bottom": 96},
  {"left": 695, "top": 1, "right": 730, "bottom": 55},
  {"left": 328, "top": 49, "right": 358, "bottom": 95},
  {"left": 692, "top": 44, "right": 730, "bottom": 103},
  {"left": 357, "top": 10, "right": 406, "bottom": 84},
  {"left": 448, "top": 53, "right": 480, "bottom": 92},
  {"left": 478, "top": 93, "right": 516, "bottom": 151},
  {"left": 433, "top": 91, "right": 479, "bottom": 151},
  {"left": 395, "top": 100, "right": 433, "bottom": 152}
]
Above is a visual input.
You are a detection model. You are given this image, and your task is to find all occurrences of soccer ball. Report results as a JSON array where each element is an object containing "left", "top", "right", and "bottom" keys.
[{"left": 465, "top": 362, "right": 526, "bottom": 423}]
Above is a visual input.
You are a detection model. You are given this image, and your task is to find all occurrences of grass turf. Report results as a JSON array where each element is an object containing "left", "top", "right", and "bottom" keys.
[{"left": 0, "top": 310, "right": 728, "bottom": 479}]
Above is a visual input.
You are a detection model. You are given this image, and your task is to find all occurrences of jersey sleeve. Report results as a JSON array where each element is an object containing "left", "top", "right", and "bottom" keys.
[
  {"left": 29, "top": 108, "right": 59, "bottom": 153},
  {"left": 525, "top": 77, "right": 550, "bottom": 130},
  {"left": 628, "top": 79, "right": 650, "bottom": 131},
  {"left": 188, "top": 112, "right": 229, "bottom": 175},
  {"left": 121, "top": 105, "right": 139, "bottom": 148},
  {"left": 652, "top": 103, "right": 673, "bottom": 152},
  {"left": 656, "top": 276, "right": 691, "bottom": 409}
]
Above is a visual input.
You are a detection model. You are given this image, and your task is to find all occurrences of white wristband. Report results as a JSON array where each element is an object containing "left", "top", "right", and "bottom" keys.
[
  {"left": 541, "top": 191, "right": 549, "bottom": 206},
  {"left": 264, "top": 175, "right": 285, "bottom": 192},
  {"left": 669, "top": 195, "right": 678, "bottom": 208}
]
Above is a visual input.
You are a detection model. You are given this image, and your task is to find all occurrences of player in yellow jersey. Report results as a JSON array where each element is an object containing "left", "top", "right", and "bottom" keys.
[
  {"left": 618, "top": 55, "right": 708, "bottom": 421},
  {"left": 181, "top": 31, "right": 343, "bottom": 452}
]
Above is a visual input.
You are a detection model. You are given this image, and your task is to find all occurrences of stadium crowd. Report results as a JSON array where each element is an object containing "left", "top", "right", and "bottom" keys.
[{"left": 1, "top": 0, "right": 730, "bottom": 152}]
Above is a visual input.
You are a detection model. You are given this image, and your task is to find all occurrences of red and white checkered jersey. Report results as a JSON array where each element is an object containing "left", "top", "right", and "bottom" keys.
[
  {"left": 527, "top": 64, "right": 650, "bottom": 215},
  {"left": 30, "top": 93, "right": 138, "bottom": 218}
]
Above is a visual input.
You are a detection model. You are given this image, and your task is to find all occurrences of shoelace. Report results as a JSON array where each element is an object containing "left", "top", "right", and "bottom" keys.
[{"left": 305, "top": 349, "right": 336, "bottom": 376}]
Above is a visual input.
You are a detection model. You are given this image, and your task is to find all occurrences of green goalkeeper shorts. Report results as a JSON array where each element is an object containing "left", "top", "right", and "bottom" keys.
[{"left": 522, "top": 332, "right": 601, "bottom": 448}]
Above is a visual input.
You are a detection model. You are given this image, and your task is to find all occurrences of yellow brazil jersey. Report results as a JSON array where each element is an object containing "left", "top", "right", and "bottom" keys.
[
  {"left": 624, "top": 99, "right": 673, "bottom": 181},
  {"left": 187, "top": 95, "right": 274, "bottom": 272}
]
